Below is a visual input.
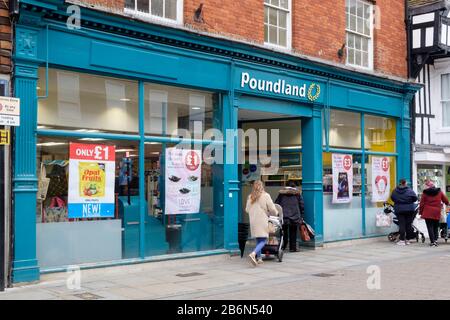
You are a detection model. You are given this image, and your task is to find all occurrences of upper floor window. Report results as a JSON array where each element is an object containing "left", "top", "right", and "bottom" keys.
[
  {"left": 125, "top": 0, "right": 183, "bottom": 24},
  {"left": 346, "top": 0, "right": 373, "bottom": 69},
  {"left": 441, "top": 74, "right": 450, "bottom": 127},
  {"left": 264, "top": 0, "right": 291, "bottom": 49}
]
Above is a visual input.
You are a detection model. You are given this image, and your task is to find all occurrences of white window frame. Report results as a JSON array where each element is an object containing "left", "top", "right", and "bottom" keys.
[
  {"left": 345, "top": 0, "right": 373, "bottom": 70},
  {"left": 264, "top": 0, "right": 292, "bottom": 50},
  {"left": 124, "top": 0, "right": 184, "bottom": 25},
  {"left": 441, "top": 73, "right": 450, "bottom": 129}
]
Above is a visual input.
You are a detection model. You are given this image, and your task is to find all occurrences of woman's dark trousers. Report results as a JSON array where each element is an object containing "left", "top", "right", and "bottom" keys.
[
  {"left": 425, "top": 219, "right": 439, "bottom": 243},
  {"left": 397, "top": 212, "right": 414, "bottom": 241},
  {"left": 282, "top": 223, "right": 298, "bottom": 251}
]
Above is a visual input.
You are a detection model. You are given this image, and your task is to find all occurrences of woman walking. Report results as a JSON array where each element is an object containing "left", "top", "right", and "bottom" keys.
[
  {"left": 419, "top": 180, "right": 449, "bottom": 246},
  {"left": 245, "top": 180, "right": 278, "bottom": 266},
  {"left": 275, "top": 181, "right": 305, "bottom": 252}
]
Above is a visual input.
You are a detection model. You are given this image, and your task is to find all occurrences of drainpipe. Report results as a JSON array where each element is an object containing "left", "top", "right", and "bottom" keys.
[{"left": 405, "top": 0, "right": 415, "bottom": 185}]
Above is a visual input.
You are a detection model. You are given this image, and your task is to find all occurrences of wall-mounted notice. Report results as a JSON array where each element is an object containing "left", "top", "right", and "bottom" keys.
[
  {"left": 332, "top": 154, "right": 353, "bottom": 204},
  {"left": 165, "top": 148, "right": 202, "bottom": 215},
  {"left": 68, "top": 143, "right": 116, "bottom": 218}
]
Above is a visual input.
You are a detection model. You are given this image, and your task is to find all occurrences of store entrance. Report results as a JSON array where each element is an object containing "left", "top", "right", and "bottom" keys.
[{"left": 238, "top": 109, "right": 302, "bottom": 224}]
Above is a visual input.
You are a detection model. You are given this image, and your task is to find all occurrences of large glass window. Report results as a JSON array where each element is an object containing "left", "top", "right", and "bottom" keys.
[
  {"left": 364, "top": 115, "right": 396, "bottom": 153},
  {"left": 264, "top": 0, "right": 291, "bottom": 48},
  {"left": 144, "top": 83, "right": 218, "bottom": 137},
  {"left": 144, "top": 143, "right": 224, "bottom": 256},
  {"left": 36, "top": 69, "right": 224, "bottom": 269},
  {"left": 328, "top": 110, "right": 361, "bottom": 149},
  {"left": 441, "top": 74, "right": 450, "bottom": 127},
  {"left": 37, "top": 68, "right": 139, "bottom": 134},
  {"left": 125, "top": 0, "right": 182, "bottom": 23},
  {"left": 346, "top": 0, "right": 373, "bottom": 69},
  {"left": 36, "top": 137, "right": 140, "bottom": 268}
]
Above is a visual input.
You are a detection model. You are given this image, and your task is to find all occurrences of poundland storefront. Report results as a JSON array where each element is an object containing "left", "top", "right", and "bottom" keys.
[{"left": 12, "top": 0, "right": 419, "bottom": 283}]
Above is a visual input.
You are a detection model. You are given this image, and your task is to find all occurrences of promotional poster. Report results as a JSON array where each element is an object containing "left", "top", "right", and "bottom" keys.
[
  {"left": 332, "top": 154, "right": 353, "bottom": 204},
  {"left": 371, "top": 156, "right": 390, "bottom": 203},
  {"left": 165, "top": 148, "right": 202, "bottom": 215},
  {"left": 68, "top": 143, "right": 116, "bottom": 218}
]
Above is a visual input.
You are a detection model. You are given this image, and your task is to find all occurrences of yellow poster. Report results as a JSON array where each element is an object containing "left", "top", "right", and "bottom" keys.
[{"left": 79, "top": 162, "right": 106, "bottom": 198}]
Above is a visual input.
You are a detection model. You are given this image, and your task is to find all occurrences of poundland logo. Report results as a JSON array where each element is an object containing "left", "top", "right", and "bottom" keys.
[{"left": 240, "top": 72, "right": 321, "bottom": 102}]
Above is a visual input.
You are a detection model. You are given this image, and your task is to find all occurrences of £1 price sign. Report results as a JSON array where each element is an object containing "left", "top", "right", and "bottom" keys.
[{"left": 68, "top": 143, "right": 116, "bottom": 218}]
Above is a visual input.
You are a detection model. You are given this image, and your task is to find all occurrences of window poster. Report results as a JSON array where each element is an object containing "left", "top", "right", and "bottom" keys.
[
  {"left": 165, "top": 148, "right": 202, "bottom": 215},
  {"left": 332, "top": 154, "right": 353, "bottom": 204},
  {"left": 371, "top": 156, "right": 390, "bottom": 203},
  {"left": 68, "top": 143, "right": 116, "bottom": 218}
]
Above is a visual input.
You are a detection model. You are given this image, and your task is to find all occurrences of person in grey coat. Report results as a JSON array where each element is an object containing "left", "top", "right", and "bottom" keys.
[
  {"left": 390, "top": 178, "right": 418, "bottom": 245},
  {"left": 275, "top": 181, "right": 305, "bottom": 252}
]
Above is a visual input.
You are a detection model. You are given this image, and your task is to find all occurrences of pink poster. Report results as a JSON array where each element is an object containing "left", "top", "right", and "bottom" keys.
[
  {"left": 332, "top": 154, "right": 353, "bottom": 204},
  {"left": 371, "top": 156, "right": 390, "bottom": 203}
]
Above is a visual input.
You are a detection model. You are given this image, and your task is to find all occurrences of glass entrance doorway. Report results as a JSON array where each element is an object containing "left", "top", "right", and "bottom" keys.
[{"left": 238, "top": 109, "right": 302, "bottom": 224}]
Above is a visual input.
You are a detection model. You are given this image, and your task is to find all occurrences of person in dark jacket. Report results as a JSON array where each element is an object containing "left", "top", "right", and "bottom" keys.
[
  {"left": 419, "top": 180, "right": 449, "bottom": 247},
  {"left": 275, "top": 181, "right": 304, "bottom": 252},
  {"left": 390, "top": 179, "right": 418, "bottom": 246}
]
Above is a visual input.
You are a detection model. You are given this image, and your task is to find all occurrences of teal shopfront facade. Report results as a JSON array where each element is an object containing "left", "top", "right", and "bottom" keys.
[{"left": 12, "top": 0, "right": 420, "bottom": 283}]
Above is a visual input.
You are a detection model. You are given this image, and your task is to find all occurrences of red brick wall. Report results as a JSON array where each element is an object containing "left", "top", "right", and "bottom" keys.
[
  {"left": 0, "top": 2, "right": 11, "bottom": 74},
  {"left": 374, "top": 0, "right": 407, "bottom": 79},
  {"left": 73, "top": 0, "right": 408, "bottom": 79},
  {"left": 293, "top": 0, "right": 346, "bottom": 65},
  {"left": 184, "top": 0, "right": 264, "bottom": 43}
]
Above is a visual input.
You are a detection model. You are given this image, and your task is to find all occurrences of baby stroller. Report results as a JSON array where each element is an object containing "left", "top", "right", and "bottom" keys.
[
  {"left": 386, "top": 203, "right": 426, "bottom": 243},
  {"left": 261, "top": 204, "right": 284, "bottom": 262}
]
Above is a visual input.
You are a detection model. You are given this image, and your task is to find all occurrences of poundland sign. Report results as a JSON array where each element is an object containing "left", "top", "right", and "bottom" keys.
[{"left": 239, "top": 71, "right": 322, "bottom": 103}]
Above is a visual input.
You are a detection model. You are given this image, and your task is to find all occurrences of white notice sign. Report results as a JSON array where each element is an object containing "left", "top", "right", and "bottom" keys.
[{"left": 0, "top": 97, "right": 20, "bottom": 126}]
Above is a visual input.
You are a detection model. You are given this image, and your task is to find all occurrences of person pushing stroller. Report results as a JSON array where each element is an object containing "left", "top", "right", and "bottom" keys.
[
  {"left": 390, "top": 178, "right": 418, "bottom": 246},
  {"left": 275, "top": 181, "right": 305, "bottom": 252}
]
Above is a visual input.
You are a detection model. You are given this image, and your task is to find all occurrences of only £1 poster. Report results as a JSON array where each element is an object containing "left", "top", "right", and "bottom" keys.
[
  {"left": 332, "top": 154, "right": 353, "bottom": 204},
  {"left": 371, "top": 156, "right": 390, "bottom": 203},
  {"left": 68, "top": 143, "right": 116, "bottom": 218},
  {"left": 165, "top": 148, "right": 202, "bottom": 215}
]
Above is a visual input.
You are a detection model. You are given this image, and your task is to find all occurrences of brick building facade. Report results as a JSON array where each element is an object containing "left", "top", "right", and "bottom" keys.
[
  {"left": 0, "top": 1, "right": 11, "bottom": 75},
  {"left": 69, "top": 0, "right": 409, "bottom": 79}
]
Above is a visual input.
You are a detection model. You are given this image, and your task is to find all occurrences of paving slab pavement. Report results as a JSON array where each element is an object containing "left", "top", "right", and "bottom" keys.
[{"left": 2, "top": 238, "right": 450, "bottom": 300}]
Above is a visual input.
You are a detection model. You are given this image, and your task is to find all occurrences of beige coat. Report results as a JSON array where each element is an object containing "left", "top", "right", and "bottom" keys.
[{"left": 246, "top": 192, "right": 278, "bottom": 238}]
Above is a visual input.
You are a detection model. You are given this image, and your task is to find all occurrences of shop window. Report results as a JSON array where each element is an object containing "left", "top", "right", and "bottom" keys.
[
  {"left": 37, "top": 68, "right": 139, "bottom": 134},
  {"left": 125, "top": 0, "right": 182, "bottom": 24},
  {"left": 327, "top": 110, "right": 361, "bottom": 150},
  {"left": 417, "top": 164, "right": 444, "bottom": 196},
  {"left": 322, "top": 152, "right": 363, "bottom": 241},
  {"left": 346, "top": 0, "right": 373, "bottom": 69},
  {"left": 144, "top": 142, "right": 224, "bottom": 256},
  {"left": 364, "top": 115, "right": 396, "bottom": 153},
  {"left": 264, "top": 0, "right": 291, "bottom": 48},
  {"left": 144, "top": 83, "right": 218, "bottom": 137},
  {"left": 364, "top": 155, "right": 397, "bottom": 236},
  {"left": 441, "top": 74, "right": 450, "bottom": 127},
  {"left": 36, "top": 137, "right": 141, "bottom": 268}
]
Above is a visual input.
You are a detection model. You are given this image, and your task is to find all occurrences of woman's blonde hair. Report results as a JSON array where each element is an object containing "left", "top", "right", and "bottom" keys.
[{"left": 250, "top": 180, "right": 265, "bottom": 204}]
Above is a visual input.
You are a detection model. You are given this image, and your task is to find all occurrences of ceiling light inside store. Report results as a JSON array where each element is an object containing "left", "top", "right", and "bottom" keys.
[
  {"left": 120, "top": 98, "right": 131, "bottom": 102},
  {"left": 36, "top": 87, "right": 41, "bottom": 90},
  {"left": 145, "top": 142, "right": 161, "bottom": 145},
  {"left": 75, "top": 129, "right": 100, "bottom": 133},
  {"left": 192, "top": 107, "right": 201, "bottom": 110},
  {"left": 337, "top": 124, "right": 345, "bottom": 127},
  {"left": 36, "top": 142, "right": 67, "bottom": 147},
  {"left": 368, "top": 127, "right": 376, "bottom": 130},
  {"left": 280, "top": 146, "right": 302, "bottom": 150},
  {"left": 37, "top": 125, "right": 48, "bottom": 129},
  {"left": 151, "top": 152, "right": 160, "bottom": 155},
  {"left": 116, "top": 149, "right": 135, "bottom": 153},
  {"left": 128, "top": 154, "right": 139, "bottom": 157},
  {"left": 79, "top": 138, "right": 106, "bottom": 141}
]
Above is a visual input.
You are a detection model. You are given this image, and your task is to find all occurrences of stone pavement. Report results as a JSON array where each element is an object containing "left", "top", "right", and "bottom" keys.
[{"left": 1, "top": 237, "right": 450, "bottom": 300}]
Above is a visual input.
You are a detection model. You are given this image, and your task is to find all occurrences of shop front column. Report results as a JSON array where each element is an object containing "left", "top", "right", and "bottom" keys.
[
  {"left": 223, "top": 94, "right": 239, "bottom": 251},
  {"left": 301, "top": 106, "right": 324, "bottom": 247},
  {"left": 398, "top": 93, "right": 414, "bottom": 185},
  {"left": 12, "top": 61, "right": 40, "bottom": 283}
]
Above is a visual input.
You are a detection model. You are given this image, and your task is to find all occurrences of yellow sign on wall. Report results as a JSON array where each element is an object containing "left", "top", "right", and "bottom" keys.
[{"left": 0, "top": 129, "right": 10, "bottom": 145}]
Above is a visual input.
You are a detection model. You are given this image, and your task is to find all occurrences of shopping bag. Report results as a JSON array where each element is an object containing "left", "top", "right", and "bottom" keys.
[
  {"left": 376, "top": 211, "right": 392, "bottom": 227},
  {"left": 37, "top": 163, "right": 50, "bottom": 201},
  {"left": 304, "top": 222, "right": 315, "bottom": 239},
  {"left": 300, "top": 223, "right": 311, "bottom": 241},
  {"left": 43, "top": 196, "right": 68, "bottom": 223},
  {"left": 440, "top": 208, "right": 448, "bottom": 224}
]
